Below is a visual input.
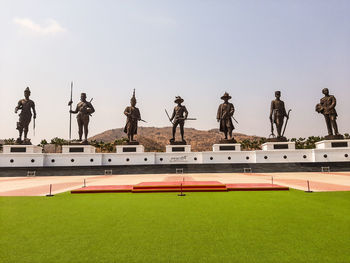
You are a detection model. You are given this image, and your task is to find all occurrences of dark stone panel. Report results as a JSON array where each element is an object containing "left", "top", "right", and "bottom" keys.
[
  {"left": 10, "top": 147, "right": 26, "bottom": 153},
  {"left": 219, "top": 146, "right": 236, "bottom": 151},
  {"left": 172, "top": 147, "right": 185, "bottom": 152},
  {"left": 1, "top": 162, "right": 350, "bottom": 177},
  {"left": 69, "top": 147, "right": 84, "bottom": 153},
  {"left": 273, "top": 144, "right": 289, "bottom": 150},
  {"left": 123, "top": 147, "right": 137, "bottom": 153},
  {"left": 331, "top": 142, "right": 348, "bottom": 148}
]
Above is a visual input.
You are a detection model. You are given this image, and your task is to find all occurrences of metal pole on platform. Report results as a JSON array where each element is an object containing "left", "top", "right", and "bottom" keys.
[
  {"left": 271, "top": 176, "right": 274, "bottom": 185},
  {"left": 46, "top": 184, "right": 54, "bottom": 197},
  {"left": 178, "top": 183, "right": 186, "bottom": 196},
  {"left": 305, "top": 180, "right": 313, "bottom": 193},
  {"left": 83, "top": 179, "right": 86, "bottom": 188}
]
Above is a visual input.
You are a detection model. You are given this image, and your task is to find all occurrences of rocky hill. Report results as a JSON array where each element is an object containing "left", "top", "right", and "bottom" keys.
[{"left": 89, "top": 127, "right": 261, "bottom": 152}]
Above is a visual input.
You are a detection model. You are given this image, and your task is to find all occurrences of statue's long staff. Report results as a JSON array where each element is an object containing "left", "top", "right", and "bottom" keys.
[
  {"left": 281, "top": 109, "right": 292, "bottom": 137},
  {"left": 68, "top": 82, "right": 73, "bottom": 142},
  {"left": 33, "top": 117, "right": 35, "bottom": 137}
]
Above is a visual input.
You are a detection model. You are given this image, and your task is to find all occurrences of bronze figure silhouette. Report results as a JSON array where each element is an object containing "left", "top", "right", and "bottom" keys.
[
  {"left": 124, "top": 90, "right": 141, "bottom": 144},
  {"left": 15, "top": 87, "right": 36, "bottom": 144},
  {"left": 167, "top": 96, "right": 189, "bottom": 144},
  {"left": 316, "top": 88, "right": 343, "bottom": 139},
  {"left": 269, "top": 91, "right": 290, "bottom": 141},
  {"left": 217, "top": 92, "right": 236, "bottom": 142},
  {"left": 69, "top": 93, "right": 95, "bottom": 143}
]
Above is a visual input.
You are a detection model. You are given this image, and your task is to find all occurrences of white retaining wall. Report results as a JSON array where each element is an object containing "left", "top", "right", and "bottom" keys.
[{"left": 1, "top": 148, "right": 349, "bottom": 167}]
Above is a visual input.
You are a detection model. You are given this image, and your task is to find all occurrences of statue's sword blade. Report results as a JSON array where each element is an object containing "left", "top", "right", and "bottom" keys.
[{"left": 165, "top": 109, "right": 174, "bottom": 125}]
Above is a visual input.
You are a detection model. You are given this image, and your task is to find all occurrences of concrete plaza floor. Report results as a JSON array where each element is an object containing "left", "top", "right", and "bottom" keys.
[{"left": 1, "top": 171, "right": 350, "bottom": 196}]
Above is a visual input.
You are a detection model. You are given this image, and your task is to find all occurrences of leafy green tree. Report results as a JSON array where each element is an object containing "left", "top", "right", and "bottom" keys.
[
  {"left": 103, "top": 142, "right": 114, "bottom": 152},
  {"left": 291, "top": 136, "right": 323, "bottom": 149},
  {"left": 113, "top": 138, "right": 129, "bottom": 145},
  {"left": 50, "top": 137, "right": 67, "bottom": 153},
  {"left": 4, "top": 138, "right": 15, "bottom": 145},
  {"left": 38, "top": 139, "right": 48, "bottom": 153}
]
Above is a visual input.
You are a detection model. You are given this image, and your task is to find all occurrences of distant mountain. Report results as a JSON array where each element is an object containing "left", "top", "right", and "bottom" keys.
[{"left": 89, "top": 127, "right": 261, "bottom": 152}]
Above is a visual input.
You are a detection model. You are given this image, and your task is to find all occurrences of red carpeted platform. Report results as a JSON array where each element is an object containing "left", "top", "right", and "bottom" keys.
[
  {"left": 71, "top": 185, "right": 133, "bottom": 193},
  {"left": 71, "top": 181, "right": 289, "bottom": 194},
  {"left": 226, "top": 183, "right": 289, "bottom": 191}
]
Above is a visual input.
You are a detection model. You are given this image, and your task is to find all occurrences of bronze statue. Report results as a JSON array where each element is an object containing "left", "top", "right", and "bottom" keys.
[
  {"left": 15, "top": 87, "right": 36, "bottom": 144},
  {"left": 316, "top": 88, "right": 343, "bottom": 139},
  {"left": 269, "top": 91, "right": 290, "bottom": 140},
  {"left": 124, "top": 90, "right": 141, "bottom": 143},
  {"left": 217, "top": 92, "right": 236, "bottom": 142},
  {"left": 167, "top": 96, "right": 189, "bottom": 144},
  {"left": 69, "top": 93, "right": 95, "bottom": 143}
]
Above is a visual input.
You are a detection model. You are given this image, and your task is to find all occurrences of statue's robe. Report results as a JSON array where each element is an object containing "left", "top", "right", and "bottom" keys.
[
  {"left": 16, "top": 99, "right": 35, "bottom": 130},
  {"left": 217, "top": 102, "right": 235, "bottom": 132},
  {"left": 124, "top": 106, "right": 141, "bottom": 135}
]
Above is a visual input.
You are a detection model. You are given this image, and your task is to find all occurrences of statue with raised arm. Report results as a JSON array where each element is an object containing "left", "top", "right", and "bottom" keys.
[
  {"left": 69, "top": 93, "right": 95, "bottom": 144},
  {"left": 269, "top": 91, "right": 290, "bottom": 141},
  {"left": 315, "top": 88, "right": 343, "bottom": 139},
  {"left": 169, "top": 96, "right": 188, "bottom": 144},
  {"left": 15, "top": 87, "right": 36, "bottom": 144},
  {"left": 217, "top": 92, "right": 236, "bottom": 143},
  {"left": 124, "top": 89, "right": 141, "bottom": 144}
]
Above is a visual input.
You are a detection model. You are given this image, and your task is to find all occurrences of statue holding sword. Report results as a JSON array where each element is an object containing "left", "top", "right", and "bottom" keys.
[
  {"left": 217, "top": 92, "right": 237, "bottom": 142},
  {"left": 269, "top": 91, "right": 291, "bottom": 141},
  {"left": 124, "top": 89, "right": 146, "bottom": 144},
  {"left": 165, "top": 96, "right": 196, "bottom": 144}
]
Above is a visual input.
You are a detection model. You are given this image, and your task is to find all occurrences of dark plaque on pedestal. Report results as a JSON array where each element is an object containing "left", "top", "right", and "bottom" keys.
[
  {"left": 10, "top": 147, "right": 26, "bottom": 153},
  {"left": 172, "top": 147, "right": 185, "bottom": 152},
  {"left": 331, "top": 142, "right": 348, "bottom": 148},
  {"left": 123, "top": 147, "right": 137, "bottom": 152},
  {"left": 69, "top": 147, "right": 84, "bottom": 153},
  {"left": 273, "top": 144, "right": 289, "bottom": 150},
  {"left": 219, "top": 145, "right": 236, "bottom": 151}
]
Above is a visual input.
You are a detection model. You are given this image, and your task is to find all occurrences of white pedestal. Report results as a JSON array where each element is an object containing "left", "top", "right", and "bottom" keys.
[
  {"left": 213, "top": 144, "right": 241, "bottom": 152},
  {"left": 2, "top": 145, "right": 42, "bottom": 154},
  {"left": 315, "top": 140, "right": 350, "bottom": 149},
  {"left": 262, "top": 142, "right": 295, "bottom": 151},
  {"left": 116, "top": 145, "right": 144, "bottom": 153},
  {"left": 62, "top": 145, "right": 96, "bottom": 153},
  {"left": 166, "top": 145, "right": 191, "bottom": 153}
]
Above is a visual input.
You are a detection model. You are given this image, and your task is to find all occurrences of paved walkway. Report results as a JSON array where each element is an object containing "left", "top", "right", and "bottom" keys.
[{"left": 1, "top": 172, "right": 350, "bottom": 196}]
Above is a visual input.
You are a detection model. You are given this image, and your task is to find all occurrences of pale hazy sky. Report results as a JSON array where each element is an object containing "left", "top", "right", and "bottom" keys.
[{"left": 1, "top": 0, "right": 349, "bottom": 144}]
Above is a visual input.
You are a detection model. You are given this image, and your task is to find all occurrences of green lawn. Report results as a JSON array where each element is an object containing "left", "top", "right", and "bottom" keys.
[{"left": 1, "top": 190, "right": 350, "bottom": 263}]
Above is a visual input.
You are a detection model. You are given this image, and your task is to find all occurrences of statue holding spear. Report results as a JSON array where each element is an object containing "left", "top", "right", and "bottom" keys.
[{"left": 68, "top": 90, "right": 95, "bottom": 144}]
